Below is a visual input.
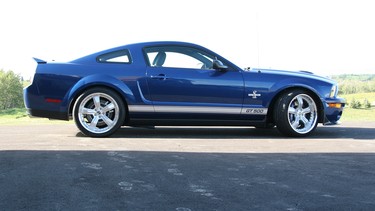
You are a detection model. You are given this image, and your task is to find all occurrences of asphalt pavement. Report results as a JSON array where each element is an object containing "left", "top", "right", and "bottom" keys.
[{"left": 0, "top": 122, "right": 375, "bottom": 210}]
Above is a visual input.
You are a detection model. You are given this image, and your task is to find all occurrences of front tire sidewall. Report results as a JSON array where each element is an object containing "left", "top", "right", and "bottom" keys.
[
  {"left": 274, "top": 90, "right": 318, "bottom": 137},
  {"left": 73, "top": 88, "right": 125, "bottom": 137}
]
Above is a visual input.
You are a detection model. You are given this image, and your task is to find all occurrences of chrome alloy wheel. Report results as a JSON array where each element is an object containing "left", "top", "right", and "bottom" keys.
[
  {"left": 77, "top": 92, "right": 120, "bottom": 134},
  {"left": 287, "top": 94, "right": 318, "bottom": 134}
]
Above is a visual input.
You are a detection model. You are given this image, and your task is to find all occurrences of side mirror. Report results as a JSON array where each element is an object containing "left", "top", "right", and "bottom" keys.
[{"left": 212, "top": 59, "right": 228, "bottom": 70}]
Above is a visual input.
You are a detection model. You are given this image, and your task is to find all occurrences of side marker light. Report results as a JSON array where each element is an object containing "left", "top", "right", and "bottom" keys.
[
  {"left": 45, "top": 98, "right": 62, "bottom": 103},
  {"left": 328, "top": 103, "right": 342, "bottom": 108}
]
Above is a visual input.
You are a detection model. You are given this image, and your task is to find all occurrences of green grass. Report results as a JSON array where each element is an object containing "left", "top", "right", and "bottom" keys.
[
  {"left": 340, "top": 108, "right": 375, "bottom": 122},
  {"left": 0, "top": 108, "right": 71, "bottom": 125},
  {"left": 340, "top": 92, "right": 375, "bottom": 103},
  {"left": 339, "top": 92, "right": 375, "bottom": 122}
]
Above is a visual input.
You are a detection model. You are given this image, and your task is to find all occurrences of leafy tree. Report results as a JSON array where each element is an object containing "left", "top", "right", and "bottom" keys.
[
  {"left": 349, "top": 98, "right": 356, "bottom": 108},
  {"left": 364, "top": 98, "right": 371, "bottom": 109},
  {"left": 0, "top": 69, "right": 24, "bottom": 110},
  {"left": 350, "top": 98, "right": 362, "bottom": 109},
  {"left": 333, "top": 74, "right": 375, "bottom": 95}
]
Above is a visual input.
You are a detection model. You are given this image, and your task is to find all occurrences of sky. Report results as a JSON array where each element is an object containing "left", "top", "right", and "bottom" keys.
[{"left": 0, "top": 0, "right": 374, "bottom": 79}]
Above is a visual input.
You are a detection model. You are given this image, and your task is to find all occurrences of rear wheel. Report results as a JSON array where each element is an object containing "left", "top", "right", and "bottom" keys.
[
  {"left": 274, "top": 89, "right": 318, "bottom": 137},
  {"left": 73, "top": 88, "right": 125, "bottom": 137}
]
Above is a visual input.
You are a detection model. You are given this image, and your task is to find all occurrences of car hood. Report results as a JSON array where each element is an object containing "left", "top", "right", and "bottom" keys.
[{"left": 249, "top": 68, "right": 335, "bottom": 84}]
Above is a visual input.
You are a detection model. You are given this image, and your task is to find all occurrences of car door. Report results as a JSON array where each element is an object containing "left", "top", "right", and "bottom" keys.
[{"left": 144, "top": 45, "right": 245, "bottom": 119}]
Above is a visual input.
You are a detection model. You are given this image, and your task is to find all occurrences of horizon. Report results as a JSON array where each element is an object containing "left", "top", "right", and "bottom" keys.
[{"left": 1, "top": 0, "right": 374, "bottom": 78}]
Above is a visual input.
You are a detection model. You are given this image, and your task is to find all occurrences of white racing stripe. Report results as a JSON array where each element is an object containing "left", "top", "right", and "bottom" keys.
[{"left": 128, "top": 105, "right": 268, "bottom": 115}]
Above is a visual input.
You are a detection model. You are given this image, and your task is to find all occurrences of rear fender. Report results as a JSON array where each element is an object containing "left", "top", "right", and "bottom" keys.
[{"left": 61, "top": 74, "right": 135, "bottom": 114}]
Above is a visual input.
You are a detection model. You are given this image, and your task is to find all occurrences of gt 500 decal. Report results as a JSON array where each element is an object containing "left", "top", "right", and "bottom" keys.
[{"left": 242, "top": 108, "right": 268, "bottom": 115}]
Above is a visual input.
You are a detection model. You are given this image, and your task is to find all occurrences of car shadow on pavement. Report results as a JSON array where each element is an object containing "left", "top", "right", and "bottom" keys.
[
  {"left": 91, "top": 125, "right": 375, "bottom": 140},
  {"left": 1, "top": 150, "right": 374, "bottom": 210}
]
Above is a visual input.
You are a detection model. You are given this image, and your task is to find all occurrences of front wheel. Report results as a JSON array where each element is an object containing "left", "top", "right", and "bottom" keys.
[
  {"left": 73, "top": 88, "right": 125, "bottom": 137},
  {"left": 274, "top": 90, "right": 319, "bottom": 137}
]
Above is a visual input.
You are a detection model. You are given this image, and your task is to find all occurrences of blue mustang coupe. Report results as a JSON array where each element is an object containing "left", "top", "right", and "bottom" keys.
[{"left": 24, "top": 41, "right": 345, "bottom": 137}]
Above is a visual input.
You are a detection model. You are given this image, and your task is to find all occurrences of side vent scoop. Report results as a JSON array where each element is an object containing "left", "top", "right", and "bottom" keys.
[{"left": 33, "top": 57, "right": 47, "bottom": 64}]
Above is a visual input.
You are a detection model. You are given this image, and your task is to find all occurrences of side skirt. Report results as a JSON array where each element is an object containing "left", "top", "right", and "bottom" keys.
[{"left": 127, "top": 118, "right": 267, "bottom": 127}]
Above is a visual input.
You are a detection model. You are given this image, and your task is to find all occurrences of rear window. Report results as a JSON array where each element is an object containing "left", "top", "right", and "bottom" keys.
[{"left": 97, "top": 50, "right": 131, "bottom": 64}]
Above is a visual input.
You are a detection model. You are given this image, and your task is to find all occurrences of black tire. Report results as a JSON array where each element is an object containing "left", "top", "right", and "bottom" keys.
[
  {"left": 274, "top": 89, "right": 319, "bottom": 137},
  {"left": 73, "top": 88, "right": 125, "bottom": 137}
]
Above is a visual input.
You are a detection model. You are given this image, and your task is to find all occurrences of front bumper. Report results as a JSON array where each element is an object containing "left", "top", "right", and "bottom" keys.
[{"left": 323, "top": 97, "right": 346, "bottom": 124}]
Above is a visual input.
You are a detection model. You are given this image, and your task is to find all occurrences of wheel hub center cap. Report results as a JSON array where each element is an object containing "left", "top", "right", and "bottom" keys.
[{"left": 95, "top": 108, "right": 104, "bottom": 115}]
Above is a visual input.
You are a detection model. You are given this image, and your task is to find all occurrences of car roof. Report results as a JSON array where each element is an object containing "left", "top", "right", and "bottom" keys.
[{"left": 71, "top": 41, "right": 206, "bottom": 64}]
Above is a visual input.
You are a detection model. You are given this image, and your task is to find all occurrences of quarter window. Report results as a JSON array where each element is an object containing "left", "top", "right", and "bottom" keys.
[{"left": 97, "top": 50, "right": 131, "bottom": 64}]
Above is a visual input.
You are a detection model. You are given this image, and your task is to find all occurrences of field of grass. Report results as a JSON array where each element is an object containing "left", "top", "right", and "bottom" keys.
[
  {"left": 340, "top": 107, "right": 375, "bottom": 122},
  {"left": 0, "top": 108, "right": 71, "bottom": 126},
  {"left": 339, "top": 92, "right": 375, "bottom": 122},
  {"left": 0, "top": 92, "right": 374, "bottom": 126},
  {"left": 340, "top": 92, "right": 375, "bottom": 104}
]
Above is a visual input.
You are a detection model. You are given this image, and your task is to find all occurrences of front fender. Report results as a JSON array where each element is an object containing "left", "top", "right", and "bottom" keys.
[
  {"left": 266, "top": 78, "right": 334, "bottom": 123},
  {"left": 268, "top": 78, "right": 329, "bottom": 107},
  {"left": 60, "top": 74, "right": 135, "bottom": 113}
]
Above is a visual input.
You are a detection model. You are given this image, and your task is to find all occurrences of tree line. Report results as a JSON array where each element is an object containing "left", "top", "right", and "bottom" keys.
[
  {"left": 331, "top": 74, "right": 375, "bottom": 95},
  {"left": 0, "top": 69, "right": 24, "bottom": 110}
]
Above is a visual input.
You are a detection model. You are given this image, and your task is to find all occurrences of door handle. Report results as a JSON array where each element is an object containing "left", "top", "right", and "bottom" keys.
[{"left": 150, "top": 74, "right": 167, "bottom": 80}]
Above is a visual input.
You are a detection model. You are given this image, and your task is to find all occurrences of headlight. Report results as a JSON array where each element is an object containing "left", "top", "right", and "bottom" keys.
[{"left": 329, "top": 85, "right": 338, "bottom": 98}]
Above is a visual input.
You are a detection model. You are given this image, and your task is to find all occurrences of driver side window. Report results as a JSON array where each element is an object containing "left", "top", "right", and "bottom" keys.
[{"left": 145, "top": 46, "right": 214, "bottom": 70}]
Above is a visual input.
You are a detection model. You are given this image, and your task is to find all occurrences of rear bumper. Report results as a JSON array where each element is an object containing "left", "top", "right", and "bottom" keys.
[
  {"left": 24, "top": 85, "right": 69, "bottom": 121},
  {"left": 26, "top": 108, "right": 68, "bottom": 120},
  {"left": 27, "top": 108, "right": 69, "bottom": 120}
]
